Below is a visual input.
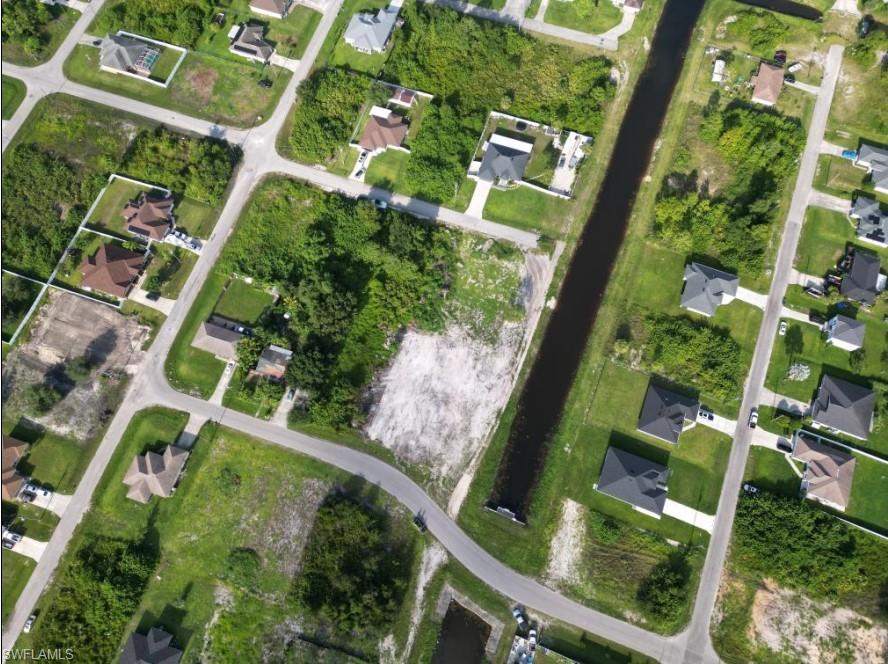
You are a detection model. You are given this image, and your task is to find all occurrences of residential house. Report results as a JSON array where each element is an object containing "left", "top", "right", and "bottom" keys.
[
  {"left": 79, "top": 243, "right": 145, "bottom": 299},
  {"left": 343, "top": 5, "right": 399, "bottom": 54},
  {"left": 229, "top": 23, "right": 274, "bottom": 63},
  {"left": 2, "top": 436, "right": 28, "bottom": 502},
  {"left": 388, "top": 86, "right": 417, "bottom": 107},
  {"left": 840, "top": 251, "right": 883, "bottom": 306},
  {"left": 750, "top": 62, "right": 783, "bottom": 106},
  {"left": 680, "top": 262, "right": 738, "bottom": 317},
  {"left": 190, "top": 317, "right": 244, "bottom": 361},
  {"left": 855, "top": 143, "right": 888, "bottom": 194},
  {"left": 123, "top": 445, "right": 189, "bottom": 503},
  {"left": 478, "top": 134, "right": 533, "bottom": 186},
  {"left": 121, "top": 627, "right": 183, "bottom": 664},
  {"left": 122, "top": 192, "right": 174, "bottom": 242},
  {"left": 810, "top": 374, "right": 875, "bottom": 441},
  {"left": 791, "top": 434, "right": 856, "bottom": 512},
  {"left": 637, "top": 383, "right": 699, "bottom": 444},
  {"left": 358, "top": 106, "right": 409, "bottom": 153},
  {"left": 594, "top": 447, "right": 669, "bottom": 518},
  {"left": 254, "top": 344, "right": 293, "bottom": 381},
  {"left": 824, "top": 314, "right": 865, "bottom": 352},
  {"left": 850, "top": 195, "right": 887, "bottom": 248},
  {"left": 100, "top": 34, "right": 159, "bottom": 77},
  {"left": 249, "top": 0, "right": 294, "bottom": 19}
]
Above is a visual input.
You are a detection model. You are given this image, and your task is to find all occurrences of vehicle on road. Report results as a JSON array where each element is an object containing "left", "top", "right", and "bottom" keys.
[
  {"left": 748, "top": 409, "right": 758, "bottom": 429},
  {"left": 512, "top": 607, "right": 527, "bottom": 629},
  {"left": 777, "top": 438, "right": 793, "bottom": 453},
  {"left": 23, "top": 615, "right": 36, "bottom": 633},
  {"left": 778, "top": 320, "right": 787, "bottom": 336},
  {"left": 372, "top": 198, "right": 388, "bottom": 210},
  {"left": 413, "top": 513, "right": 427, "bottom": 533}
]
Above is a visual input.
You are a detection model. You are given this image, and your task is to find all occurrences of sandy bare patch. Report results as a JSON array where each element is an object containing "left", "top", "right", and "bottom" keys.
[
  {"left": 750, "top": 579, "right": 888, "bottom": 663},
  {"left": 364, "top": 250, "right": 557, "bottom": 504},
  {"left": 546, "top": 499, "right": 586, "bottom": 587},
  {"left": 182, "top": 65, "right": 218, "bottom": 103},
  {"left": 1, "top": 290, "right": 149, "bottom": 439}
]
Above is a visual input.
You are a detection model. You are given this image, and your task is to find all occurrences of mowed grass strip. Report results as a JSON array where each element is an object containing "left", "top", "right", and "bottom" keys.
[
  {"left": 214, "top": 278, "right": 276, "bottom": 325},
  {"left": 1, "top": 76, "right": 27, "bottom": 120}
]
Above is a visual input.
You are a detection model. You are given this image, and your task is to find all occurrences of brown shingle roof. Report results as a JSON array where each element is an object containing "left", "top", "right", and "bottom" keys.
[
  {"left": 123, "top": 445, "right": 189, "bottom": 504},
  {"left": 79, "top": 243, "right": 144, "bottom": 298},
  {"left": 792, "top": 437, "right": 856, "bottom": 511},
  {"left": 2, "top": 436, "right": 28, "bottom": 501},
  {"left": 751, "top": 62, "right": 783, "bottom": 106},
  {"left": 358, "top": 113, "right": 408, "bottom": 152},
  {"left": 122, "top": 192, "right": 173, "bottom": 241},
  {"left": 249, "top": 0, "right": 292, "bottom": 16}
]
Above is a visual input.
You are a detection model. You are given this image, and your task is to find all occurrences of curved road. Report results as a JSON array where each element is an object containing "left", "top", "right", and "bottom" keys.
[{"left": 0, "top": 0, "right": 845, "bottom": 660}]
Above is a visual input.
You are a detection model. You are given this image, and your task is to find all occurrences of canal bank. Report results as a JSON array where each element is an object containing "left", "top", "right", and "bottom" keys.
[{"left": 487, "top": 0, "right": 707, "bottom": 522}]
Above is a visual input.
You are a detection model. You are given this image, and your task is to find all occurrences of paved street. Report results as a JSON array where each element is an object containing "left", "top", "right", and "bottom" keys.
[{"left": 676, "top": 44, "right": 844, "bottom": 664}]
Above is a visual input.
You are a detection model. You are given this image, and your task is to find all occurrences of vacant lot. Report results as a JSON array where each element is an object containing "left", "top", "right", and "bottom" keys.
[
  {"left": 544, "top": 0, "right": 623, "bottom": 34},
  {"left": 2, "top": 3, "right": 78, "bottom": 66}
]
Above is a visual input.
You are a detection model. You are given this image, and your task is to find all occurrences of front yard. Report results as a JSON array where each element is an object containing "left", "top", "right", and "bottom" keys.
[{"left": 543, "top": 0, "right": 623, "bottom": 34}]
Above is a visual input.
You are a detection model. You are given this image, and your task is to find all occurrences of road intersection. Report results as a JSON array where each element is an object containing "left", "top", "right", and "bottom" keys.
[{"left": 1, "top": 3, "right": 845, "bottom": 662}]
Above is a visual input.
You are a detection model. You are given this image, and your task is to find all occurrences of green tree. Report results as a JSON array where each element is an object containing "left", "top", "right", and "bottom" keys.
[
  {"left": 784, "top": 324, "right": 804, "bottom": 359},
  {"left": 637, "top": 556, "right": 691, "bottom": 621},
  {"left": 24, "top": 383, "right": 62, "bottom": 414}
]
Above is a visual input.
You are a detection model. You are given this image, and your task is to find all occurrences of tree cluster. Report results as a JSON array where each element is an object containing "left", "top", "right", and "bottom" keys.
[
  {"left": 289, "top": 68, "right": 370, "bottom": 164},
  {"left": 295, "top": 495, "right": 410, "bottom": 633},
  {"left": 1, "top": 277, "right": 40, "bottom": 337},
  {"left": 33, "top": 537, "right": 156, "bottom": 661},
  {"left": 220, "top": 179, "right": 454, "bottom": 427},
  {"left": 654, "top": 106, "right": 804, "bottom": 274},
  {"left": 1, "top": 0, "right": 52, "bottom": 55},
  {"left": 637, "top": 555, "right": 691, "bottom": 621},
  {"left": 94, "top": 0, "right": 213, "bottom": 48},
  {"left": 641, "top": 316, "right": 744, "bottom": 402},
  {"left": 123, "top": 128, "right": 240, "bottom": 205},
  {"left": 725, "top": 9, "right": 789, "bottom": 53},
  {"left": 733, "top": 492, "right": 865, "bottom": 598},
  {"left": 2, "top": 145, "right": 95, "bottom": 278}
]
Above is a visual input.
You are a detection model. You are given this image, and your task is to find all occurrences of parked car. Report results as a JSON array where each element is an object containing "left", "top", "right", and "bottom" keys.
[
  {"left": 372, "top": 198, "right": 388, "bottom": 210},
  {"left": 146, "top": 291, "right": 160, "bottom": 302},
  {"left": 748, "top": 409, "right": 758, "bottom": 429},
  {"left": 787, "top": 62, "right": 803, "bottom": 73},
  {"left": 358, "top": 151, "right": 369, "bottom": 164},
  {"left": 805, "top": 286, "right": 823, "bottom": 298},
  {"left": 777, "top": 439, "right": 794, "bottom": 453},
  {"left": 778, "top": 320, "right": 787, "bottom": 336},
  {"left": 528, "top": 629, "right": 538, "bottom": 649},
  {"left": 698, "top": 408, "right": 714, "bottom": 422},
  {"left": 783, "top": 73, "right": 796, "bottom": 84},
  {"left": 23, "top": 614, "right": 36, "bottom": 634},
  {"left": 225, "top": 361, "right": 234, "bottom": 376},
  {"left": 258, "top": 78, "right": 272, "bottom": 89},
  {"left": 413, "top": 513, "right": 427, "bottom": 533},
  {"left": 808, "top": 312, "right": 826, "bottom": 325},
  {"left": 286, "top": 388, "right": 296, "bottom": 401},
  {"left": 841, "top": 148, "right": 858, "bottom": 161},
  {"left": 742, "top": 483, "right": 759, "bottom": 494},
  {"left": 355, "top": 169, "right": 366, "bottom": 179},
  {"left": 20, "top": 491, "right": 36, "bottom": 503},
  {"left": 558, "top": 156, "right": 566, "bottom": 168},
  {"left": 858, "top": 15, "right": 873, "bottom": 38},
  {"left": 2, "top": 540, "right": 13, "bottom": 550},
  {"left": 774, "top": 50, "right": 787, "bottom": 64},
  {"left": 512, "top": 607, "right": 527, "bottom": 629}
]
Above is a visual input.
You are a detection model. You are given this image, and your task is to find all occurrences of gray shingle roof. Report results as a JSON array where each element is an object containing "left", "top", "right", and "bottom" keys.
[
  {"left": 637, "top": 384, "right": 700, "bottom": 444},
  {"left": 121, "top": 627, "right": 182, "bottom": 664},
  {"left": 191, "top": 321, "right": 243, "bottom": 360},
  {"left": 100, "top": 34, "right": 153, "bottom": 73},
  {"left": 680, "top": 262, "right": 738, "bottom": 317},
  {"left": 858, "top": 143, "right": 888, "bottom": 192},
  {"left": 840, "top": 251, "right": 881, "bottom": 305},
  {"left": 231, "top": 24, "right": 273, "bottom": 61},
  {"left": 851, "top": 196, "right": 887, "bottom": 246},
  {"left": 596, "top": 447, "right": 668, "bottom": 516},
  {"left": 478, "top": 142, "right": 530, "bottom": 183},
  {"left": 811, "top": 375, "right": 875, "bottom": 441},
  {"left": 344, "top": 6, "right": 399, "bottom": 53},
  {"left": 826, "top": 315, "right": 865, "bottom": 349}
]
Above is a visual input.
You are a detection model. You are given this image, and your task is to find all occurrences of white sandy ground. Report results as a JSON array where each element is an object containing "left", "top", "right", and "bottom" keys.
[
  {"left": 750, "top": 580, "right": 888, "bottom": 663},
  {"left": 545, "top": 499, "right": 587, "bottom": 587},
  {"left": 363, "top": 249, "right": 560, "bottom": 513},
  {"left": 380, "top": 542, "right": 449, "bottom": 663}
]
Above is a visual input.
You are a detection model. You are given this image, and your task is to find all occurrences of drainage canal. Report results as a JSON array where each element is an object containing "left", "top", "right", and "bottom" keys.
[
  {"left": 736, "top": 0, "right": 822, "bottom": 21},
  {"left": 486, "top": 0, "right": 707, "bottom": 523}
]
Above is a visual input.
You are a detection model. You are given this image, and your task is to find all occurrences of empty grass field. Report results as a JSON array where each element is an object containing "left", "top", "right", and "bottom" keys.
[
  {"left": 213, "top": 278, "right": 276, "bottom": 325},
  {"left": 1, "top": 76, "right": 26, "bottom": 120},
  {"left": 483, "top": 186, "right": 573, "bottom": 239},
  {"left": 543, "top": 0, "right": 623, "bottom": 34}
]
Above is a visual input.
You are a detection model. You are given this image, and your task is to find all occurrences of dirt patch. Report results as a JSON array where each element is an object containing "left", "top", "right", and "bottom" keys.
[
  {"left": 182, "top": 64, "right": 218, "bottom": 103},
  {"left": 750, "top": 579, "right": 888, "bottom": 663},
  {"left": 1, "top": 291, "right": 149, "bottom": 439},
  {"left": 546, "top": 499, "right": 586, "bottom": 588},
  {"left": 393, "top": 542, "right": 448, "bottom": 662},
  {"left": 364, "top": 250, "right": 557, "bottom": 503}
]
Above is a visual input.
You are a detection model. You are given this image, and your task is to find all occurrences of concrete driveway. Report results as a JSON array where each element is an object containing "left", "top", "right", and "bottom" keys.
[
  {"left": 466, "top": 179, "right": 493, "bottom": 219},
  {"left": 28, "top": 491, "right": 72, "bottom": 518},
  {"left": 735, "top": 286, "right": 767, "bottom": 309},
  {"left": 7, "top": 537, "right": 47, "bottom": 563},
  {"left": 662, "top": 500, "right": 715, "bottom": 534},
  {"left": 697, "top": 412, "right": 737, "bottom": 436}
]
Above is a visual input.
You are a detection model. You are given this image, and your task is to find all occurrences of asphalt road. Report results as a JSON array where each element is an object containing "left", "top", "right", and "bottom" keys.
[{"left": 0, "top": 0, "right": 845, "bottom": 659}]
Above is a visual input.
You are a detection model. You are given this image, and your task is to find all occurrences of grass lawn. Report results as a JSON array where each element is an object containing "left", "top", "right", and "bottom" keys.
[
  {"left": 214, "top": 278, "right": 276, "bottom": 325},
  {"left": 120, "top": 300, "right": 166, "bottom": 348},
  {"left": 2, "top": 502, "right": 61, "bottom": 542},
  {"left": 2, "top": 5, "right": 78, "bottom": 66},
  {"left": 1, "top": 274, "right": 42, "bottom": 342},
  {"left": 7, "top": 422, "right": 95, "bottom": 494},
  {"left": 222, "top": 367, "right": 283, "bottom": 419},
  {"left": 165, "top": 272, "right": 227, "bottom": 398},
  {"left": 266, "top": 5, "right": 323, "bottom": 59},
  {"left": 21, "top": 408, "right": 421, "bottom": 660},
  {"left": 795, "top": 207, "right": 888, "bottom": 276},
  {"left": 1, "top": 76, "right": 26, "bottom": 120},
  {"left": 743, "top": 447, "right": 801, "bottom": 497},
  {"left": 364, "top": 148, "right": 408, "bottom": 189},
  {"left": 846, "top": 455, "right": 888, "bottom": 532},
  {"left": 828, "top": 55, "right": 888, "bottom": 145},
  {"left": 149, "top": 46, "right": 185, "bottom": 82},
  {"left": 1, "top": 552, "right": 36, "bottom": 622},
  {"left": 174, "top": 198, "right": 220, "bottom": 240},
  {"left": 813, "top": 155, "right": 874, "bottom": 199},
  {"left": 483, "top": 186, "right": 572, "bottom": 239},
  {"left": 145, "top": 244, "right": 197, "bottom": 298},
  {"left": 86, "top": 177, "right": 156, "bottom": 237},
  {"left": 64, "top": 45, "right": 292, "bottom": 128},
  {"left": 543, "top": 0, "right": 623, "bottom": 34}
]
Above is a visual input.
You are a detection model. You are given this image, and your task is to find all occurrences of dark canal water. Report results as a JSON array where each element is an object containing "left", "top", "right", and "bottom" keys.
[
  {"left": 487, "top": 0, "right": 706, "bottom": 521},
  {"left": 430, "top": 600, "right": 491, "bottom": 664},
  {"left": 736, "top": 0, "right": 822, "bottom": 21}
]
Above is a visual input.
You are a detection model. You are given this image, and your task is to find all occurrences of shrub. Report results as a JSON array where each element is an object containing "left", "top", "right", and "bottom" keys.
[
  {"left": 637, "top": 555, "right": 691, "bottom": 621},
  {"left": 24, "top": 383, "right": 63, "bottom": 414}
]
